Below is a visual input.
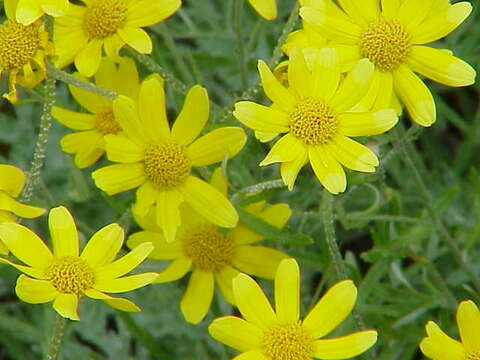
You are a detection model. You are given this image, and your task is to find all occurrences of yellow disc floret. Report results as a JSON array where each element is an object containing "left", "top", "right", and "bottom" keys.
[
  {"left": 45, "top": 256, "right": 95, "bottom": 294},
  {"left": 290, "top": 98, "right": 338, "bottom": 145},
  {"left": 360, "top": 19, "right": 411, "bottom": 72},
  {"left": 467, "top": 351, "right": 480, "bottom": 360},
  {"left": 0, "top": 20, "right": 41, "bottom": 70},
  {"left": 143, "top": 142, "right": 191, "bottom": 189},
  {"left": 262, "top": 322, "right": 314, "bottom": 360},
  {"left": 83, "top": 0, "right": 128, "bottom": 39},
  {"left": 183, "top": 225, "right": 235, "bottom": 272},
  {"left": 95, "top": 107, "right": 122, "bottom": 135}
]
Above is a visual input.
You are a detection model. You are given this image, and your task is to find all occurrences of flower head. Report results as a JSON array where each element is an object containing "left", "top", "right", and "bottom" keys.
[
  {"left": 4, "top": 0, "right": 69, "bottom": 25},
  {"left": 52, "top": 57, "right": 141, "bottom": 168},
  {"left": 0, "top": 164, "right": 45, "bottom": 254},
  {"left": 209, "top": 258, "right": 378, "bottom": 359},
  {"left": 0, "top": 4, "right": 52, "bottom": 103},
  {"left": 299, "top": 0, "right": 476, "bottom": 126},
  {"left": 247, "top": 0, "right": 277, "bottom": 20},
  {"left": 0, "top": 206, "right": 157, "bottom": 320},
  {"left": 92, "top": 76, "right": 247, "bottom": 243},
  {"left": 234, "top": 49, "right": 398, "bottom": 194},
  {"left": 54, "top": 0, "right": 181, "bottom": 76},
  {"left": 420, "top": 300, "right": 480, "bottom": 360},
  {"left": 127, "top": 167, "right": 291, "bottom": 324}
]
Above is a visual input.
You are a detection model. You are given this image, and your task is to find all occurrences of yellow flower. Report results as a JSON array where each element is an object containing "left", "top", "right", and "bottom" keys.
[
  {"left": 92, "top": 76, "right": 247, "bottom": 243},
  {"left": 234, "top": 49, "right": 398, "bottom": 194},
  {"left": 0, "top": 3, "right": 52, "bottom": 103},
  {"left": 209, "top": 258, "right": 378, "bottom": 360},
  {"left": 247, "top": 0, "right": 277, "bottom": 20},
  {"left": 300, "top": 0, "right": 476, "bottom": 126},
  {"left": 0, "top": 206, "right": 158, "bottom": 320},
  {"left": 127, "top": 167, "right": 291, "bottom": 324},
  {"left": 54, "top": 0, "right": 182, "bottom": 77},
  {"left": 52, "top": 57, "right": 141, "bottom": 168},
  {"left": 4, "top": 0, "right": 69, "bottom": 25},
  {"left": 0, "top": 164, "right": 45, "bottom": 254},
  {"left": 420, "top": 300, "right": 480, "bottom": 360}
]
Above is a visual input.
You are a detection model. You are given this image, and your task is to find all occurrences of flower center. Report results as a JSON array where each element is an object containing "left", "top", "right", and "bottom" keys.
[
  {"left": 143, "top": 143, "right": 191, "bottom": 189},
  {"left": 467, "top": 350, "right": 480, "bottom": 360},
  {"left": 83, "top": 0, "right": 128, "bottom": 39},
  {"left": 289, "top": 98, "right": 337, "bottom": 146},
  {"left": 262, "top": 322, "right": 314, "bottom": 360},
  {"left": 0, "top": 20, "right": 41, "bottom": 70},
  {"left": 45, "top": 256, "right": 95, "bottom": 294},
  {"left": 360, "top": 18, "right": 411, "bottom": 72},
  {"left": 95, "top": 107, "right": 122, "bottom": 135},
  {"left": 182, "top": 225, "right": 235, "bottom": 272}
]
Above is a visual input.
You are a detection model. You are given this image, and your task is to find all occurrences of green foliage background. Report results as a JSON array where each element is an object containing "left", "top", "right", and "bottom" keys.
[{"left": 0, "top": 0, "right": 479, "bottom": 359}]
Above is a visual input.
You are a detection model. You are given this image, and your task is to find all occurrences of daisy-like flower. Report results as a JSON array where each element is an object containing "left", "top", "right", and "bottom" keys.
[
  {"left": 420, "top": 300, "right": 480, "bottom": 360},
  {"left": 0, "top": 2, "right": 52, "bottom": 103},
  {"left": 300, "top": 0, "right": 476, "bottom": 126},
  {"left": 0, "top": 164, "right": 45, "bottom": 254},
  {"left": 127, "top": 167, "right": 291, "bottom": 324},
  {"left": 234, "top": 48, "right": 398, "bottom": 194},
  {"left": 52, "top": 57, "right": 141, "bottom": 168},
  {"left": 209, "top": 258, "right": 378, "bottom": 359},
  {"left": 247, "top": 0, "right": 277, "bottom": 20},
  {"left": 4, "top": 0, "right": 69, "bottom": 25},
  {"left": 92, "top": 76, "right": 247, "bottom": 243},
  {"left": 54, "top": 0, "right": 182, "bottom": 77},
  {"left": 0, "top": 206, "right": 158, "bottom": 320}
]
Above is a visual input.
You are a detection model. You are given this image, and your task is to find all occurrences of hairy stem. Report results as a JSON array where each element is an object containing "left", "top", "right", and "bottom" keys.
[{"left": 44, "top": 314, "right": 68, "bottom": 360}]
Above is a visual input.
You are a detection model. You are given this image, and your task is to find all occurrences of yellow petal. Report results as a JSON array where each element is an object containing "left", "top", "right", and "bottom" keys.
[
  {"left": 353, "top": 69, "right": 393, "bottom": 112},
  {"left": 258, "top": 203, "right": 292, "bottom": 229},
  {"left": 117, "top": 27, "right": 151, "bottom": 53},
  {"left": 16, "top": 0, "right": 42, "bottom": 25},
  {"left": 260, "top": 134, "right": 305, "bottom": 166},
  {"left": 227, "top": 225, "right": 262, "bottom": 247},
  {"left": 338, "top": 0, "right": 379, "bottom": 25},
  {"left": 112, "top": 56, "right": 141, "bottom": 99},
  {"left": 0, "top": 257, "right": 46, "bottom": 278},
  {"left": 275, "top": 258, "right": 300, "bottom": 323},
  {"left": 0, "top": 223, "right": 53, "bottom": 269},
  {"left": 80, "top": 223, "right": 124, "bottom": 268},
  {"left": 393, "top": 64, "right": 436, "bottom": 127},
  {"left": 398, "top": 0, "right": 436, "bottom": 32},
  {"left": 233, "top": 351, "right": 268, "bottom": 360},
  {"left": 48, "top": 206, "right": 79, "bottom": 257},
  {"left": 154, "top": 257, "right": 192, "bottom": 283},
  {"left": 95, "top": 242, "right": 153, "bottom": 281},
  {"left": 92, "top": 163, "right": 146, "bottom": 195},
  {"left": 308, "top": 146, "right": 346, "bottom": 194},
  {"left": 381, "top": 0, "right": 401, "bottom": 19},
  {"left": 420, "top": 321, "right": 465, "bottom": 360},
  {"left": 180, "top": 176, "right": 238, "bottom": 228},
  {"left": 125, "top": 0, "right": 181, "bottom": 27},
  {"left": 311, "top": 48, "right": 340, "bottom": 101},
  {"left": 61, "top": 130, "right": 103, "bottom": 155},
  {"left": 232, "top": 245, "right": 288, "bottom": 279},
  {"left": 75, "top": 38, "right": 104, "bottom": 77},
  {"left": 104, "top": 135, "right": 144, "bottom": 163},
  {"left": 181, "top": 269, "right": 215, "bottom": 324},
  {"left": 209, "top": 167, "right": 228, "bottom": 196},
  {"left": 338, "top": 109, "right": 398, "bottom": 137},
  {"left": 54, "top": 29, "right": 89, "bottom": 70},
  {"left": 329, "top": 136, "right": 379, "bottom": 173},
  {"left": 208, "top": 316, "right": 263, "bottom": 352},
  {"left": 52, "top": 107, "right": 96, "bottom": 130},
  {"left": 68, "top": 76, "right": 109, "bottom": 113},
  {"left": 247, "top": 0, "right": 277, "bottom": 20},
  {"left": 84, "top": 288, "right": 141, "bottom": 312},
  {"left": 41, "top": 0, "right": 69, "bottom": 17},
  {"left": 187, "top": 127, "right": 247, "bottom": 167},
  {"left": 156, "top": 189, "right": 184, "bottom": 243},
  {"left": 303, "top": 280, "right": 357, "bottom": 338},
  {"left": 127, "top": 231, "right": 181, "bottom": 260},
  {"left": 0, "top": 164, "right": 26, "bottom": 197},
  {"left": 216, "top": 265, "right": 240, "bottom": 304},
  {"left": 4, "top": 0, "right": 19, "bottom": 20},
  {"left": 234, "top": 102, "right": 290, "bottom": 133},
  {"left": 288, "top": 48, "right": 313, "bottom": 99},
  {"left": 171, "top": 85, "right": 209, "bottom": 145},
  {"left": 407, "top": 46, "right": 476, "bottom": 87},
  {"left": 54, "top": 293, "right": 79, "bottom": 320},
  {"left": 280, "top": 148, "right": 308, "bottom": 191},
  {"left": 412, "top": 2, "right": 472, "bottom": 44},
  {"left": 457, "top": 300, "right": 480, "bottom": 352},
  {"left": 257, "top": 60, "right": 296, "bottom": 113},
  {"left": 132, "top": 182, "right": 159, "bottom": 220},
  {"left": 15, "top": 275, "right": 58, "bottom": 303},
  {"left": 94, "top": 273, "right": 157, "bottom": 293},
  {"left": 112, "top": 95, "right": 146, "bottom": 145},
  {"left": 312, "top": 330, "right": 378, "bottom": 358},
  {"left": 233, "top": 273, "right": 277, "bottom": 330},
  {"left": 0, "top": 192, "right": 45, "bottom": 219}
]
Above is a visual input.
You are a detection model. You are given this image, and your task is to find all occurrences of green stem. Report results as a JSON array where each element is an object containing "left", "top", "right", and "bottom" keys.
[
  {"left": 392, "top": 126, "right": 480, "bottom": 294},
  {"left": 238, "top": 179, "right": 284, "bottom": 194},
  {"left": 44, "top": 314, "right": 68, "bottom": 360},
  {"left": 233, "top": 0, "right": 248, "bottom": 89},
  {"left": 20, "top": 62, "right": 56, "bottom": 203},
  {"left": 46, "top": 63, "right": 117, "bottom": 99}
]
